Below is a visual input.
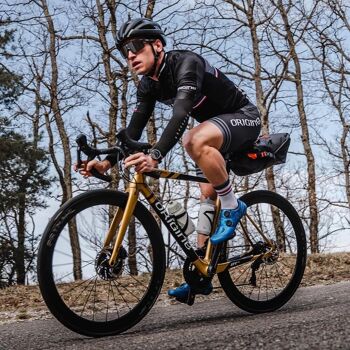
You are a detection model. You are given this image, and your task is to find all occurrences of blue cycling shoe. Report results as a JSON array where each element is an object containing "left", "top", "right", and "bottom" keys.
[
  {"left": 168, "top": 282, "right": 213, "bottom": 299},
  {"left": 210, "top": 200, "right": 247, "bottom": 245}
]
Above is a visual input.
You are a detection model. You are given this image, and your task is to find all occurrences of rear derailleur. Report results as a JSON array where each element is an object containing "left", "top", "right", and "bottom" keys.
[{"left": 249, "top": 240, "right": 278, "bottom": 287}]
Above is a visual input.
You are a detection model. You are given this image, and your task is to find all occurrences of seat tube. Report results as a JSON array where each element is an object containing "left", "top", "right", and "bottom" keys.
[{"left": 108, "top": 173, "right": 143, "bottom": 266}]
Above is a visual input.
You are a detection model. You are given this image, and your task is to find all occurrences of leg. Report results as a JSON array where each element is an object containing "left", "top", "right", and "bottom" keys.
[{"left": 183, "top": 107, "right": 261, "bottom": 245}]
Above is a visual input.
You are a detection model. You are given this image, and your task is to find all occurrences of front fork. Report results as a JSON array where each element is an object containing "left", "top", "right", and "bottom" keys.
[{"left": 105, "top": 173, "right": 142, "bottom": 266}]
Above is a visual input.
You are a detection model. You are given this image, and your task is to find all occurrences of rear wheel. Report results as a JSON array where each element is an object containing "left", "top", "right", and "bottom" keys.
[
  {"left": 37, "top": 189, "right": 165, "bottom": 337},
  {"left": 218, "top": 190, "right": 306, "bottom": 313}
]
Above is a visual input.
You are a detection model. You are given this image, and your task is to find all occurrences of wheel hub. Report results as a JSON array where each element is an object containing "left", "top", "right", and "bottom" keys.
[
  {"left": 262, "top": 240, "right": 279, "bottom": 265},
  {"left": 95, "top": 246, "right": 127, "bottom": 281}
]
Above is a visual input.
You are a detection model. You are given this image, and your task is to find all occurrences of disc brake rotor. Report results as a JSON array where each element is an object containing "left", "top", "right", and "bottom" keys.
[{"left": 95, "top": 246, "right": 127, "bottom": 281}]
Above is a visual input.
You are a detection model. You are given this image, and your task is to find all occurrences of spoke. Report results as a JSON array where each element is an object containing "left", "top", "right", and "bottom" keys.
[
  {"left": 284, "top": 233, "right": 298, "bottom": 243},
  {"left": 106, "top": 281, "right": 111, "bottom": 322},
  {"left": 257, "top": 264, "right": 265, "bottom": 301},
  {"left": 80, "top": 276, "right": 98, "bottom": 317},
  {"left": 275, "top": 261, "right": 292, "bottom": 279},
  {"left": 53, "top": 249, "right": 74, "bottom": 259},
  {"left": 53, "top": 259, "right": 93, "bottom": 268},
  {"left": 266, "top": 268, "right": 278, "bottom": 298},
  {"left": 136, "top": 248, "right": 154, "bottom": 269},
  {"left": 277, "top": 257, "right": 296, "bottom": 272},
  {"left": 92, "top": 277, "right": 97, "bottom": 321},
  {"left": 264, "top": 264, "right": 269, "bottom": 301},
  {"left": 55, "top": 239, "right": 98, "bottom": 263},
  {"left": 114, "top": 280, "right": 142, "bottom": 301},
  {"left": 247, "top": 279, "right": 255, "bottom": 299},
  {"left": 65, "top": 276, "right": 95, "bottom": 313},
  {"left": 79, "top": 232, "right": 103, "bottom": 251},
  {"left": 242, "top": 272, "right": 254, "bottom": 298},
  {"left": 55, "top": 260, "right": 95, "bottom": 283},
  {"left": 124, "top": 267, "right": 151, "bottom": 289},
  {"left": 112, "top": 280, "right": 132, "bottom": 311},
  {"left": 60, "top": 275, "right": 96, "bottom": 297},
  {"left": 230, "top": 262, "right": 252, "bottom": 284},
  {"left": 273, "top": 263, "right": 287, "bottom": 289},
  {"left": 110, "top": 281, "right": 121, "bottom": 318}
]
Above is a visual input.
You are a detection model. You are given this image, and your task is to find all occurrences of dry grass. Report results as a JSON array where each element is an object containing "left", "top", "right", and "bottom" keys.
[
  {"left": 302, "top": 252, "right": 350, "bottom": 286},
  {"left": 0, "top": 252, "right": 349, "bottom": 324}
]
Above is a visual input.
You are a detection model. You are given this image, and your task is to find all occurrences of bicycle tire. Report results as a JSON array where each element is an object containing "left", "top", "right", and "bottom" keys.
[
  {"left": 37, "top": 189, "right": 165, "bottom": 337},
  {"left": 218, "top": 190, "right": 307, "bottom": 313}
]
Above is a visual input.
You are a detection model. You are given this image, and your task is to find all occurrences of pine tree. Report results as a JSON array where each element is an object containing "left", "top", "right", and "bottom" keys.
[{"left": 0, "top": 20, "right": 51, "bottom": 286}]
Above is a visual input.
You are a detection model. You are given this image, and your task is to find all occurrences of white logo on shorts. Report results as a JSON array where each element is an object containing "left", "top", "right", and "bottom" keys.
[{"left": 230, "top": 117, "right": 261, "bottom": 127}]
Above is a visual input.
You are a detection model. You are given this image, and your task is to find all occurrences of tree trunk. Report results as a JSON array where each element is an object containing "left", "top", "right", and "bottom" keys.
[
  {"left": 16, "top": 192, "right": 26, "bottom": 285},
  {"left": 41, "top": 0, "right": 82, "bottom": 278},
  {"left": 276, "top": 0, "right": 319, "bottom": 253},
  {"left": 246, "top": 0, "right": 286, "bottom": 249}
]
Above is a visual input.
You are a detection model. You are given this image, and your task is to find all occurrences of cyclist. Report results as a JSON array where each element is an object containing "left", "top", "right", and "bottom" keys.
[{"left": 78, "top": 18, "right": 261, "bottom": 300}]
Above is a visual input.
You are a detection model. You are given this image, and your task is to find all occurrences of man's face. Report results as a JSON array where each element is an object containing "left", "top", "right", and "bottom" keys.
[{"left": 124, "top": 39, "right": 162, "bottom": 75}]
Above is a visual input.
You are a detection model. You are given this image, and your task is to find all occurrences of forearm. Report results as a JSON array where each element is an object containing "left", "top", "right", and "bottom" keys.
[
  {"left": 152, "top": 98, "right": 193, "bottom": 159},
  {"left": 105, "top": 104, "right": 154, "bottom": 166}
]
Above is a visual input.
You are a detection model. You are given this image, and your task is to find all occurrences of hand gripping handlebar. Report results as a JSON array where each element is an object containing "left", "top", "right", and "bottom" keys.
[{"left": 76, "top": 128, "right": 152, "bottom": 182}]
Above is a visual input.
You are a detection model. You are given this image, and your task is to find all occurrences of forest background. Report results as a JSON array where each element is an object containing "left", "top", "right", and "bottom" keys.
[{"left": 0, "top": 0, "right": 349, "bottom": 287}]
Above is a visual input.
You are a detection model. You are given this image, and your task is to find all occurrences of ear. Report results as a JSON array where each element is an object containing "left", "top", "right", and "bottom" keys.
[{"left": 153, "top": 39, "right": 163, "bottom": 53}]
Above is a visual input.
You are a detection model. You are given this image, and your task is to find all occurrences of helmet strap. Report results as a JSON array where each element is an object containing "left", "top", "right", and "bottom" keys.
[{"left": 146, "top": 43, "right": 160, "bottom": 77}]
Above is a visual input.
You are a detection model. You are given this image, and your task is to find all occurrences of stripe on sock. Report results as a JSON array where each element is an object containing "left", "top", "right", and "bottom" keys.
[{"left": 214, "top": 178, "right": 230, "bottom": 191}]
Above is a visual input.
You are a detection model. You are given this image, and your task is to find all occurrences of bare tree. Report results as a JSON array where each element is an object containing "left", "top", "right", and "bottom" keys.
[
  {"left": 267, "top": 0, "right": 320, "bottom": 253},
  {"left": 305, "top": 0, "right": 350, "bottom": 223}
]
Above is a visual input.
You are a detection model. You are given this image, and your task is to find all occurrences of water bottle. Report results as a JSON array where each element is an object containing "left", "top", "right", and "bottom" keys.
[
  {"left": 197, "top": 199, "right": 216, "bottom": 235},
  {"left": 167, "top": 200, "right": 195, "bottom": 236}
]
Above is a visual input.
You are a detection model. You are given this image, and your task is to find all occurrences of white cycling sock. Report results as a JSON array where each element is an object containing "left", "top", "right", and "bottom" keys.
[{"left": 214, "top": 179, "right": 238, "bottom": 210}]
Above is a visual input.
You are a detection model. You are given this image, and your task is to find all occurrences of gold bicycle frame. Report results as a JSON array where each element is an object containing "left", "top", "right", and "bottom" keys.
[{"left": 104, "top": 169, "right": 272, "bottom": 278}]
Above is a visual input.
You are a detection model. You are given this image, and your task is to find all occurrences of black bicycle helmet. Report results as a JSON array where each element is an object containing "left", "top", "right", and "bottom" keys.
[{"left": 116, "top": 18, "right": 166, "bottom": 50}]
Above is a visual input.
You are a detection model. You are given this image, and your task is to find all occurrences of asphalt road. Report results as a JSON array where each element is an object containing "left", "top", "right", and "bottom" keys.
[{"left": 0, "top": 281, "right": 349, "bottom": 350}]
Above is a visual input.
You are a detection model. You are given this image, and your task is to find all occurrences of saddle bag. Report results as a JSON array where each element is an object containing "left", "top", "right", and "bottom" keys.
[{"left": 228, "top": 133, "right": 291, "bottom": 176}]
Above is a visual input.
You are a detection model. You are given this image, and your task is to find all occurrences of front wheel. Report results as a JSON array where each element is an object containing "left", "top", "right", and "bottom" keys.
[
  {"left": 218, "top": 190, "right": 307, "bottom": 313},
  {"left": 37, "top": 189, "right": 166, "bottom": 337}
]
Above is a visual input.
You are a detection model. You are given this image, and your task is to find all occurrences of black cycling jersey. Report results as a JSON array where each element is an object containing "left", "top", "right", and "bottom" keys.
[{"left": 107, "top": 50, "right": 249, "bottom": 165}]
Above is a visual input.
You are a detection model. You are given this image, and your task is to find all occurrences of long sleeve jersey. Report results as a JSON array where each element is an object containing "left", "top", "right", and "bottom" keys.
[{"left": 107, "top": 50, "right": 249, "bottom": 165}]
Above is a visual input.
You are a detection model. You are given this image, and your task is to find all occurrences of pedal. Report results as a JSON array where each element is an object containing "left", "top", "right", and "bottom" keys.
[{"left": 175, "top": 289, "right": 196, "bottom": 306}]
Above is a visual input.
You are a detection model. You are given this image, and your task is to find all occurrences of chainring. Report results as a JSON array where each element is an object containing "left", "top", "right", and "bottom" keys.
[{"left": 183, "top": 256, "right": 211, "bottom": 291}]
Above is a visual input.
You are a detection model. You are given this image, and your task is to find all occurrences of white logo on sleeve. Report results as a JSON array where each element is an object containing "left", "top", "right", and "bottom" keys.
[{"left": 177, "top": 85, "right": 197, "bottom": 91}]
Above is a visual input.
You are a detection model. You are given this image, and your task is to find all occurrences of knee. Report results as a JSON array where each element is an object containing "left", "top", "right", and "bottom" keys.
[
  {"left": 183, "top": 131, "right": 205, "bottom": 158},
  {"left": 183, "top": 131, "right": 194, "bottom": 153}
]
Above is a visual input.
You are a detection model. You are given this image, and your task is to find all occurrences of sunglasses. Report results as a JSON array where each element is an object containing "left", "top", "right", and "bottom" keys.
[{"left": 120, "top": 39, "right": 151, "bottom": 58}]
